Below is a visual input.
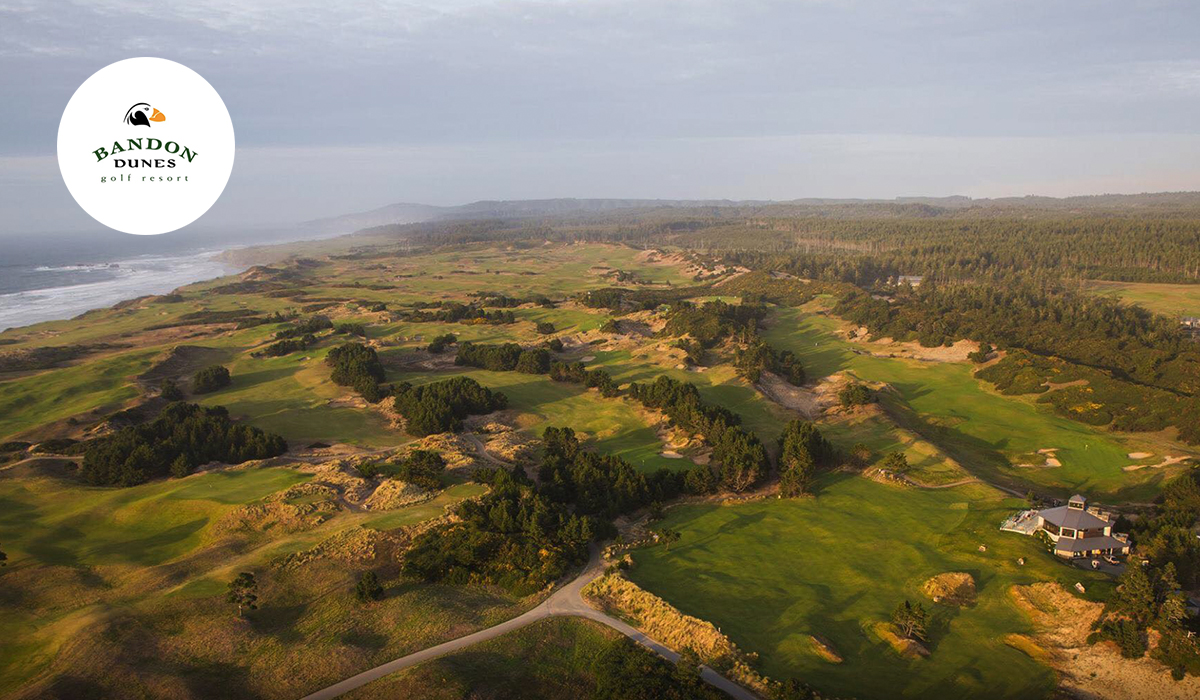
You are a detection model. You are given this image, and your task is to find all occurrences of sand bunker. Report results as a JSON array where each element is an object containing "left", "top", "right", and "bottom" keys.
[{"left": 1124, "top": 455, "right": 1191, "bottom": 472}]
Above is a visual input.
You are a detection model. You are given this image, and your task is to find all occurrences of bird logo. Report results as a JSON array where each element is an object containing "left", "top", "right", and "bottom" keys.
[{"left": 123, "top": 103, "right": 166, "bottom": 127}]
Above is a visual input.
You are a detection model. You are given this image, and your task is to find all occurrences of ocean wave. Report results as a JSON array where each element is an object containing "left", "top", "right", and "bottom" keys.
[
  {"left": 34, "top": 263, "right": 123, "bottom": 272},
  {"left": 0, "top": 254, "right": 241, "bottom": 331}
]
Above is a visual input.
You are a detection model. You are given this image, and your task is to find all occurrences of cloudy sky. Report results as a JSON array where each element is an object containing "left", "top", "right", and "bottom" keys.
[{"left": 2, "top": 0, "right": 1199, "bottom": 234}]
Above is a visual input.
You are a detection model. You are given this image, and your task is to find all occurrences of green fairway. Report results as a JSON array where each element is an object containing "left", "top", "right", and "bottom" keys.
[
  {"left": 627, "top": 475, "right": 1113, "bottom": 700},
  {"left": 0, "top": 466, "right": 312, "bottom": 569},
  {"left": 764, "top": 306, "right": 1181, "bottom": 500},
  {"left": 0, "top": 348, "right": 159, "bottom": 439},
  {"left": 197, "top": 344, "right": 399, "bottom": 447}
]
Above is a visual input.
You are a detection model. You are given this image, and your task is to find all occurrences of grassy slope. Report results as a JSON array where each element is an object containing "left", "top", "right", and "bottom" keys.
[
  {"left": 1084, "top": 280, "right": 1200, "bottom": 319},
  {"left": 764, "top": 306, "right": 1184, "bottom": 501},
  {"left": 628, "top": 475, "right": 1114, "bottom": 700},
  {"left": 0, "top": 465, "right": 497, "bottom": 697},
  {"left": 344, "top": 617, "right": 621, "bottom": 700}
]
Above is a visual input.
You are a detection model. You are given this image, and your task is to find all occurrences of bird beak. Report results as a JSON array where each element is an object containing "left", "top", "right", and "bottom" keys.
[{"left": 150, "top": 108, "right": 166, "bottom": 122}]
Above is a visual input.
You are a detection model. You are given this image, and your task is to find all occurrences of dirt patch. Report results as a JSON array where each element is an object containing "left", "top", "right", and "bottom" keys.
[
  {"left": 843, "top": 328, "right": 980, "bottom": 363},
  {"left": 1010, "top": 583, "right": 1200, "bottom": 699},
  {"left": 808, "top": 634, "right": 843, "bottom": 663},
  {"left": 756, "top": 370, "right": 852, "bottom": 420},
  {"left": 921, "top": 572, "right": 976, "bottom": 606},
  {"left": 872, "top": 621, "right": 929, "bottom": 658},
  {"left": 275, "top": 525, "right": 414, "bottom": 570}
]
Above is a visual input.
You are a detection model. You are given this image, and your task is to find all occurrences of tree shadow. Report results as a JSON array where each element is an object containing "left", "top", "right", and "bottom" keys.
[{"left": 248, "top": 602, "right": 309, "bottom": 642}]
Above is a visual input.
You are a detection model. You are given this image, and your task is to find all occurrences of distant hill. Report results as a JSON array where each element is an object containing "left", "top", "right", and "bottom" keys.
[
  {"left": 310, "top": 191, "right": 1200, "bottom": 239},
  {"left": 298, "top": 202, "right": 446, "bottom": 236}
]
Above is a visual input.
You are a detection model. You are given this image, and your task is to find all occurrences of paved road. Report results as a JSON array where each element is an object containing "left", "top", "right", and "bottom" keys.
[{"left": 299, "top": 547, "right": 759, "bottom": 700}]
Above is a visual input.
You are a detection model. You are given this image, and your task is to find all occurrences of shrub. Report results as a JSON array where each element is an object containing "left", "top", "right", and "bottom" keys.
[
  {"left": 335, "top": 322, "right": 367, "bottom": 337},
  {"left": 355, "top": 571, "right": 385, "bottom": 602},
  {"left": 536, "top": 321, "right": 556, "bottom": 335},
  {"left": 838, "top": 383, "right": 874, "bottom": 407},
  {"left": 160, "top": 378, "right": 184, "bottom": 401},
  {"left": 427, "top": 333, "right": 457, "bottom": 353},
  {"left": 192, "top": 365, "right": 231, "bottom": 394}
]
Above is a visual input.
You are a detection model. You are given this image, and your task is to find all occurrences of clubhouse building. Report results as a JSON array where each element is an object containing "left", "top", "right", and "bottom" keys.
[{"left": 1001, "top": 494, "right": 1130, "bottom": 559}]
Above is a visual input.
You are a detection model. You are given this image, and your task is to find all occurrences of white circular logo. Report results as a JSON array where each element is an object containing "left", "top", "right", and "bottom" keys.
[{"left": 57, "top": 57, "right": 235, "bottom": 236}]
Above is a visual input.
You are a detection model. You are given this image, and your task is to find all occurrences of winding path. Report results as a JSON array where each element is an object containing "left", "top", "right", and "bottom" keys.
[{"left": 299, "top": 547, "right": 759, "bottom": 700}]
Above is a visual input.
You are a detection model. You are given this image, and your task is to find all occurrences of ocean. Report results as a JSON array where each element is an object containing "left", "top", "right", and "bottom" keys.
[{"left": 0, "top": 227, "right": 325, "bottom": 331}]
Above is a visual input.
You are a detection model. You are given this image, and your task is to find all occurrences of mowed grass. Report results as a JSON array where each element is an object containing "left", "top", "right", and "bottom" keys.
[
  {"left": 0, "top": 348, "right": 159, "bottom": 439},
  {"left": 764, "top": 306, "right": 1181, "bottom": 500},
  {"left": 1084, "top": 280, "right": 1200, "bottom": 319},
  {"left": 0, "top": 466, "right": 311, "bottom": 569},
  {"left": 628, "top": 475, "right": 1113, "bottom": 700},
  {"left": 196, "top": 343, "right": 398, "bottom": 447}
]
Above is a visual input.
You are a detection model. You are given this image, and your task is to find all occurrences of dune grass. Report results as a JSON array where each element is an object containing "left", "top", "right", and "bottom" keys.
[
  {"left": 764, "top": 306, "right": 1183, "bottom": 500},
  {"left": 628, "top": 475, "right": 1113, "bottom": 700}
]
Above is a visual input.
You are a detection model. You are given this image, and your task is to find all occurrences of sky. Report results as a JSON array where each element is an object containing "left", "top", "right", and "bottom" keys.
[{"left": 2, "top": 0, "right": 1200, "bottom": 234}]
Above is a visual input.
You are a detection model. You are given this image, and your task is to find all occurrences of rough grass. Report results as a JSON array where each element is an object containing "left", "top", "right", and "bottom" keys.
[
  {"left": 627, "top": 474, "right": 1114, "bottom": 700},
  {"left": 0, "top": 465, "right": 501, "bottom": 697},
  {"left": 343, "top": 617, "right": 621, "bottom": 700}
]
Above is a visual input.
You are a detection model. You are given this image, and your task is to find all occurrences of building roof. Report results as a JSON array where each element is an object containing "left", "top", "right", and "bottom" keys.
[
  {"left": 1052, "top": 535, "right": 1129, "bottom": 553},
  {"left": 1039, "top": 505, "right": 1109, "bottom": 530}
]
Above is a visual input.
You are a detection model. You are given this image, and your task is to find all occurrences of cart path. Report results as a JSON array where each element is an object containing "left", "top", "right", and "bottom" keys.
[{"left": 299, "top": 547, "right": 759, "bottom": 700}]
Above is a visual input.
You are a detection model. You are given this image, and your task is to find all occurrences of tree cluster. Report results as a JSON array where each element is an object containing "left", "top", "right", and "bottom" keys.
[
  {"left": 629, "top": 376, "right": 767, "bottom": 492},
  {"left": 777, "top": 420, "right": 837, "bottom": 496},
  {"left": 455, "top": 341, "right": 549, "bottom": 374},
  {"left": 392, "top": 376, "right": 507, "bottom": 437},
  {"left": 404, "top": 302, "right": 516, "bottom": 325},
  {"left": 82, "top": 402, "right": 286, "bottom": 486},
  {"left": 326, "top": 342, "right": 388, "bottom": 403},
  {"left": 734, "top": 341, "right": 806, "bottom": 385},
  {"left": 548, "top": 361, "right": 619, "bottom": 397}
]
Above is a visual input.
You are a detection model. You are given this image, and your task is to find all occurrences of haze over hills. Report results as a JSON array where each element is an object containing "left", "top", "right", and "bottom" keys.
[{"left": 311, "top": 191, "right": 1200, "bottom": 239}]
